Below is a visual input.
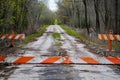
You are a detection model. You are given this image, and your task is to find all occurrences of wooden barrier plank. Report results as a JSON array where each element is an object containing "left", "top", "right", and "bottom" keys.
[
  {"left": 0, "top": 34, "right": 25, "bottom": 40},
  {"left": 13, "top": 56, "right": 34, "bottom": 64},
  {"left": 98, "top": 34, "right": 120, "bottom": 41},
  {"left": 0, "top": 56, "right": 120, "bottom": 65}
]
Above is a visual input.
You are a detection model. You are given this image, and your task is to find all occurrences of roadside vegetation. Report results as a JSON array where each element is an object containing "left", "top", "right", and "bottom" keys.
[
  {"left": 52, "top": 32, "right": 63, "bottom": 56},
  {"left": 24, "top": 25, "right": 48, "bottom": 43},
  {"left": 61, "top": 25, "right": 99, "bottom": 47},
  {"left": 0, "top": 0, "right": 55, "bottom": 34},
  {"left": 52, "top": 33, "right": 61, "bottom": 39},
  {"left": 61, "top": 25, "right": 86, "bottom": 41}
]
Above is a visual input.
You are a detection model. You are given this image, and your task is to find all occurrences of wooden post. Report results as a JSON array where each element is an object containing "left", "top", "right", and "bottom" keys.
[
  {"left": 11, "top": 30, "right": 15, "bottom": 47},
  {"left": 109, "top": 29, "right": 112, "bottom": 51}
]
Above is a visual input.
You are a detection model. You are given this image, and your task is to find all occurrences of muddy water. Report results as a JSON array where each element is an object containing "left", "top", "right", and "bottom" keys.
[
  {"left": 1, "top": 64, "right": 120, "bottom": 80},
  {"left": 0, "top": 25, "right": 120, "bottom": 80},
  {"left": 5, "top": 64, "right": 80, "bottom": 80}
]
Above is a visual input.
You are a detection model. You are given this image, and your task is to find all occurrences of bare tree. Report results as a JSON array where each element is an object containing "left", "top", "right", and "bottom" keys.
[
  {"left": 83, "top": 0, "right": 90, "bottom": 34},
  {"left": 115, "top": 0, "right": 118, "bottom": 34},
  {"left": 94, "top": 0, "right": 100, "bottom": 33}
]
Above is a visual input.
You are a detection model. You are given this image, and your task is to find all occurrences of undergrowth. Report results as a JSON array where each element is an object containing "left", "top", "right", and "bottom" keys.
[
  {"left": 60, "top": 25, "right": 86, "bottom": 41},
  {"left": 24, "top": 25, "right": 48, "bottom": 43},
  {"left": 52, "top": 33, "right": 61, "bottom": 39},
  {"left": 60, "top": 25, "right": 98, "bottom": 46}
]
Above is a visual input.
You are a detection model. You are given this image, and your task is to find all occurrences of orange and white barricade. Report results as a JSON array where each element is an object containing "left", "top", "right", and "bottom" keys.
[
  {"left": 0, "top": 56, "right": 120, "bottom": 65},
  {"left": 98, "top": 34, "right": 120, "bottom": 41},
  {"left": 0, "top": 34, "right": 25, "bottom": 40},
  {"left": 0, "top": 34, "right": 25, "bottom": 47},
  {"left": 98, "top": 30, "right": 120, "bottom": 51}
]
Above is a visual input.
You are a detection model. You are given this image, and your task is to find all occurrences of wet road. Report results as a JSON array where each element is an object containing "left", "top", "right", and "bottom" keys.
[{"left": 0, "top": 25, "right": 120, "bottom": 80}]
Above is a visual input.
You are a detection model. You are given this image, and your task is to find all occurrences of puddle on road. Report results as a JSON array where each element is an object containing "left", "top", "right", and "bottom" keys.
[
  {"left": 0, "top": 64, "right": 81, "bottom": 80},
  {"left": 33, "top": 64, "right": 81, "bottom": 80}
]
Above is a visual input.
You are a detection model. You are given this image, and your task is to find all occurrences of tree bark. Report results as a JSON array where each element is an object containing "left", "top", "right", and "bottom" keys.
[
  {"left": 83, "top": 0, "right": 90, "bottom": 34},
  {"left": 94, "top": 0, "right": 100, "bottom": 33},
  {"left": 115, "top": 0, "right": 118, "bottom": 34},
  {"left": 104, "top": 0, "right": 109, "bottom": 31}
]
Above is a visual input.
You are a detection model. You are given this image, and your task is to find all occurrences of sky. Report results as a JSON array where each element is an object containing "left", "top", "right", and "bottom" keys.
[
  {"left": 38, "top": 0, "right": 58, "bottom": 12},
  {"left": 48, "top": 0, "right": 58, "bottom": 12}
]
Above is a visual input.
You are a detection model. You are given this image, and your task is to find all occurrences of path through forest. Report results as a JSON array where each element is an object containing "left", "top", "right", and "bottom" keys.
[{"left": 0, "top": 25, "right": 120, "bottom": 80}]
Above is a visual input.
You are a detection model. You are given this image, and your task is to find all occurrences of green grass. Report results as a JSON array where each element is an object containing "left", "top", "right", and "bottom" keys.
[
  {"left": 52, "top": 33, "right": 61, "bottom": 39},
  {"left": 54, "top": 19, "right": 58, "bottom": 25},
  {"left": 24, "top": 25, "right": 48, "bottom": 43},
  {"left": 60, "top": 25, "right": 98, "bottom": 45},
  {"left": 60, "top": 25, "right": 86, "bottom": 41}
]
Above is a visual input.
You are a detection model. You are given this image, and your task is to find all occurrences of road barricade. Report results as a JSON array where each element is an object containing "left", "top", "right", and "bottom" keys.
[
  {"left": 0, "top": 34, "right": 25, "bottom": 47},
  {"left": 0, "top": 56, "right": 120, "bottom": 65},
  {"left": 98, "top": 30, "right": 120, "bottom": 51}
]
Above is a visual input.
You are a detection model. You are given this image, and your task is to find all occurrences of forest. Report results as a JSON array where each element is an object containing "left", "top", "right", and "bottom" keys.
[
  {"left": 0, "top": 0, "right": 120, "bottom": 35},
  {"left": 0, "top": 0, "right": 55, "bottom": 35},
  {"left": 57, "top": 0, "right": 120, "bottom": 35}
]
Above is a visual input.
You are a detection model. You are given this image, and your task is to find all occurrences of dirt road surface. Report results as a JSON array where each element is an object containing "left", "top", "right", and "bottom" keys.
[{"left": 0, "top": 25, "right": 120, "bottom": 80}]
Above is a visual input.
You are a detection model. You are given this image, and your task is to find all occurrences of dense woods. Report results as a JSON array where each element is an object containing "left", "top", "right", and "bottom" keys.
[
  {"left": 57, "top": 0, "right": 120, "bottom": 34},
  {"left": 1, "top": 0, "right": 119, "bottom": 35},
  {"left": 0, "top": 0, "right": 55, "bottom": 35}
]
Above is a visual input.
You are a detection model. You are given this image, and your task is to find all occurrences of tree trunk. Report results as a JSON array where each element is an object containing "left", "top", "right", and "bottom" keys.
[
  {"left": 115, "top": 0, "right": 118, "bottom": 34},
  {"left": 83, "top": 0, "right": 90, "bottom": 34},
  {"left": 72, "top": 0, "right": 77, "bottom": 28},
  {"left": 104, "top": 0, "right": 109, "bottom": 32},
  {"left": 94, "top": 0, "right": 100, "bottom": 33}
]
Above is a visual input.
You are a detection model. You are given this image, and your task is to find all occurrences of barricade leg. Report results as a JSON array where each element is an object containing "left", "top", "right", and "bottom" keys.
[{"left": 109, "top": 40, "right": 112, "bottom": 51}]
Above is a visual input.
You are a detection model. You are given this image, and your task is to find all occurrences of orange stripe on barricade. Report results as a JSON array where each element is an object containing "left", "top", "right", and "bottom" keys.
[
  {"left": 106, "top": 34, "right": 110, "bottom": 40},
  {"left": 40, "top": 56, "right": 61, "bottom": 64},
  {"left": 80, "top": 57, "right": 99, "bottom": 64},
  {"left": 12, "top": 34, "right": 17, "bottom": 40},
  {"left": 0, "top": 56, "right": 7, "bottom": 62},
  {"left": 101, "top": 34, "right": 105, "bottom": 40},
  {"left": 106, "top": 57, "right": 120, "bottom": 64},
  {"left": 112, "top": 35, "right": 118, "bottom": 40},
  {"left": 62, "top": 56, "right": 73, "bottom": 64},
  {"left": 18, "top": 34, "right": 23, "bottom": 40},
  {"left": 5, "top": 34, "right": 10, "bottom": 40},
  {"left": 13, "top": 56, "right": 34, "bottom": 64}
]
